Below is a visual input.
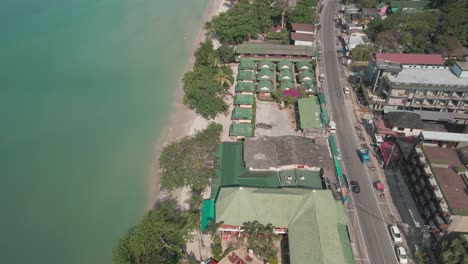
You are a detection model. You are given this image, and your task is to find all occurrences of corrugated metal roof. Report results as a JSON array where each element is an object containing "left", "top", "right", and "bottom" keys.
[
  {"left": 216, "top": 188, "right": 351, "bottom": 264},
  {"left": 299, "top": 97, "right": 322, "bottom": 129},
  {"left": 373, "top": 53, "right": 444, "bottom": 65},
  {"left": 236, "top": 44, "right": 315, "bottom": 57}
]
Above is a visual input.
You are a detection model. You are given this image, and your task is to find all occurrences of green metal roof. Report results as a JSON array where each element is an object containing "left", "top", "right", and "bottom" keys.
[
  {"left": 231, "top": 108, "right": 254, "bottom": 120},
  {"left": 257, "top": 80, "right": 274, "bottom": 92},
  {"left": 236, "top": 44, "right": 315, "bottom": 57},
  {"left": 279, "top": 80, "right": 295, "bottom": 90},
  {"left": 279, "top": 69, "right": 294, "bottom": 80},
  {"left": 390, "top": 0, "right": 430, "bottom": 9},
  {"left": 235, "top": 81, "right": 255, "bottom": 92},
  {"left": 229, "top": 123, "right": 253, "bottom": 137},
  {"left": 296, "top": 61, "right": 313, "bottom": 71},
  {"left": 211, "top": 142, "right": 324, "bottom": 199},
  {"left": 256, "top": 69, "right": 274, "bottom": 80},
  {"left": 200, "top": 199, "right": 215, "bottom": 231},
  {"left": 298, "top": 96, "right": 322, "bottom": 129},
  {"left": 216, "top": 188, "right": 352, "bottom": 264},
  {"left": 239, "top": 58, "right": 256, "bottom": 70},
  {"left": 237, "top": 70, "right": 255, "bottom": 81},
  {"left": 277, "top": 60, "right": 293, "bottom": 70},
  {"left": 234, "top": 94, "right": 254, "bottom": 105},
  {"left": 299, "top": 70, "right": 315, "bottom": 81},
  {"left": 257, "top": 60, "right": 274, "bottom": 69}
]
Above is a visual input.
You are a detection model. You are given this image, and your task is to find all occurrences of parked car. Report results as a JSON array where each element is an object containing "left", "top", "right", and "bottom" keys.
[
  {"left": 395, "top": 246, "right": 408, "bottom": 264},
  {"left": 349, "top": 181, "right": 360, "bottom": 193},
  {"left": 389, "top": 225, "right": 402, "bottom": 243},
  {"left": 343, "top": 87, "right": 350, "bottom": 95},
  {"left": 319, "top": 74, "right": 325, "bottom": 82}
]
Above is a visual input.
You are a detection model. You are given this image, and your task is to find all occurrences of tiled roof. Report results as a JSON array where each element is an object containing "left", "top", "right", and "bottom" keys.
[
  {"left": 373, "top": 53, "right": 444, "bottom": 65},
  {"left": 291, "top": 23, "right": 316, "bottom": 32},
  {"left": 291, "top": 32, "right": 315, "bottom": 42}
]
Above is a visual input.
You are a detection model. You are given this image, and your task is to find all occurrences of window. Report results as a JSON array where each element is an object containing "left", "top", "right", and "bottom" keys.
[{"left": 398, "top": 127, "right": 405, "bottom": 131}]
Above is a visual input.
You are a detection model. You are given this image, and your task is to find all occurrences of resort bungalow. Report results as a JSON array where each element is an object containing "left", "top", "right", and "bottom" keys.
[
  {"left": 277, "top": 60, "right": 293, "bottom": 70},
  {"left": 231, "top": 108, "right": 254, "bottom": 124},
  {"left": 238, "top": 59, "right": 256, "bottom": 70},
  {"left": 234, "top": 94, "right": 254, "bottom": 108},
  {"left": 257, "top": 80, "right": 274, "bottom": 99},
  {"left": 280, "top": 80, "right": 295, "bottom": 90},
  {"left": 296, "top": 61, "right": 313, "bottom": 72},
  {"left": 299, "top": 71, "right": 315, "bottom": 82},
  {"left": 235, "top": 82, "right": 255, "bottom": 95},
  {"left": 257, "top": 60, "right": 274, "bottom": 70},
  {"left": 256, "top": 69, "right": 274, "bottom": 81},
  {"left": 301, "top": 80, "right": 317, "bottom": 93},
  {"left": 279, "top": 69, "right": 294, "bottom": 81},
  {"left": 229, "top": 123, "right": 253, "bottom": 139},
  {"left": 237, "top": 70, "right": 255, "bottom": 82}
]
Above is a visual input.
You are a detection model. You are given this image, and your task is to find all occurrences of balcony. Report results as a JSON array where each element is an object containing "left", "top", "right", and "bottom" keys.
[{"left": 414, "top": 92, "right": 426, "bottom": 98}]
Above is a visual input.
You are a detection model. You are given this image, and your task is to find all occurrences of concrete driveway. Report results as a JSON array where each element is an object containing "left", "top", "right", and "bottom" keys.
[{"left": 255, "top": 101, "right": 301, "bottom": 137}]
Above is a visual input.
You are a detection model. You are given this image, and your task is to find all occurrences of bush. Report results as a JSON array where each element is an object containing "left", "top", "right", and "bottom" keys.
[{"left": 212, "top": 236, "right": 223, "bottom": 260}]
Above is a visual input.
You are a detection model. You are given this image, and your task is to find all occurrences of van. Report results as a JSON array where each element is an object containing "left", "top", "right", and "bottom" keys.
[{"left": 329, "top": 121, "right": 336, "bottom": 133}]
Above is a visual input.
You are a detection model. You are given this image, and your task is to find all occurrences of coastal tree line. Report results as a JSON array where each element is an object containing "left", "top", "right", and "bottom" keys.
[
  {"left": 113, "top": 123, "right": 223, "bottom": 264},
  {"left": 206, "top": 0, "right": 319, "bottom": 45},
  {"left": 112, "top": 0, "right": 320, "bottom": 263}
]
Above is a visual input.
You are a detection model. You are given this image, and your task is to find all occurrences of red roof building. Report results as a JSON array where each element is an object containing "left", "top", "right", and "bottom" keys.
[
  {"left": 291, "top": 23, "right": 316, "bottom": 34},
  {"left": 291, "top": 32, "right": 315, "bottom": 42},
  {"left": 372, "top": 53, "right": 444, "bottom": 65}
]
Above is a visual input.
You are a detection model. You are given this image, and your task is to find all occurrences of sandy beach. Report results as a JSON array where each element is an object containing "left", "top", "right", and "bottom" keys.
[{"left": 147, "top": 0, "right": 231, "bottom": 208}]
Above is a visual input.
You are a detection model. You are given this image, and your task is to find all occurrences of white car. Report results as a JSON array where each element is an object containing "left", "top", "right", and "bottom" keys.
[
  {"left": 390, "top": 225, "right": 402, "bottom": 243},
  {"left": 343, "top": 87, "right": 350, "bottom": 95},
  {"left": 396, "top": 246, "right": 408, "bottom": 264}
]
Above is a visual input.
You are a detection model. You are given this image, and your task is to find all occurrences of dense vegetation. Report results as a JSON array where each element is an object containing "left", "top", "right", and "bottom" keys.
[
  {"left": 183, "top": 40, "right": 233, "bottom": 119},
  {"left": 113, "top": 199, "right": 196, "bottom": 264},
  {"left": 433, "top": 234, "right": 468, "bottom": 264},
  {"left": 159, "top": 123, "right": 223, "bottom": 192},
  {"left": 206, "top": 0, "right": 319, "bottom": 45},
  {"left": 243, "top": 221, "right": 278, "bottom": 260},
  {"left": 350, "top": 44, "right": 372, "bottom": 62},
  {"left": 365, "top": 0, "right": 467, "bottom": 54},
  {"left": 206, "top": 0, "right": 282, "bottom": 44},
  {"left": 289, "top": 0, "right": 319, "bottom": 24}
]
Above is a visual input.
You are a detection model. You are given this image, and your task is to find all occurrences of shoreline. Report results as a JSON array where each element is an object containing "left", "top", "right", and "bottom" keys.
[{"left": 146, "top": 0, "right": 228, "bottom": 208}]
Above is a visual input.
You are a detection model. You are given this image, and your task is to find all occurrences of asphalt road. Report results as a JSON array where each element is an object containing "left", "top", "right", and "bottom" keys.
[{"left": 319, "top": 1, "right": 399, "bottom": 263}]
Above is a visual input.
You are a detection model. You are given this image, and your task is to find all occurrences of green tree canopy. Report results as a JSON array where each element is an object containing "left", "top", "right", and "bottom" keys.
[
  {"left": 183, "top": 40, "right": 230, "bottom": 119},
  {"left": 289, "top": 0, "right": 318, "bottom": 24},
  {"left": 208, "top": 0, "right": 281, "bottom": 44},
  {"left": 159, "top": 123, "right": 223, "bottom": 191},
  {"left": 113, "top": 199, "right": 194, "bottom": 264},
  {"left": 350, "top": 44, "right": 372, "bottom": 62},
  {"left": 438, "top": 234, "right": 468, "bottom": 264},
  {"left": 217, "top": 45, "right": 236, "bottom": 63}
]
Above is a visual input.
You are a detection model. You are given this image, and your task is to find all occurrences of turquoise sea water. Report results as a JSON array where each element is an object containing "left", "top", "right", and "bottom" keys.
[{"left": 0, "top": 0, "right": 208, "bottom": 263}]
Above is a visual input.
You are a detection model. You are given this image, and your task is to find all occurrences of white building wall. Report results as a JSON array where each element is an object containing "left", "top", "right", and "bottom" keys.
[
  {"left": 296, "top": 30, "right": 314, "bottom": 34},
  {"left": 295, "top": 40, "right": 313, "bottom": 46}
]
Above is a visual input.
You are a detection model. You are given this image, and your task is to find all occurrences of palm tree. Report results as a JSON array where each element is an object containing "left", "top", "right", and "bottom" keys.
[
  {"left": 214, "top": 69, "right": 233, "bottom": 95},
  {"left": 208, "top": 53, "right": 221, "bottom": 68}
]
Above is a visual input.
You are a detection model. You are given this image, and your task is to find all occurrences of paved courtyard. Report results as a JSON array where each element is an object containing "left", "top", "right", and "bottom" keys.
[{"left": 255, "top": 100, "right": 301, "bottom": 137}]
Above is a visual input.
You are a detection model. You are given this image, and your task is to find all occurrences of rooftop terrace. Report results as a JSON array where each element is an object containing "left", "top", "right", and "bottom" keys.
[{"left": 384, "top": 67, "right": 468, "bottom": 87}]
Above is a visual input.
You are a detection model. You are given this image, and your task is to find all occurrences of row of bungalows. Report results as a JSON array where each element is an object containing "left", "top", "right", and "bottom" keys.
[
  {"left": 236, "top": 58, "right": 317, "bottom": 100},
  {"left": 231, "top": 61, "right": 257, "bottom": 139}
]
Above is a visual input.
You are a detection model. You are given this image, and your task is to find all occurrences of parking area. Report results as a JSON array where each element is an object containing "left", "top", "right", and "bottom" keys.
[{"left": 255, "top": 101, "right": 300, "bottom": 137}]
